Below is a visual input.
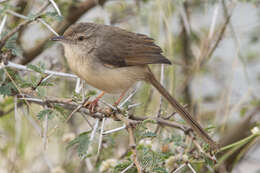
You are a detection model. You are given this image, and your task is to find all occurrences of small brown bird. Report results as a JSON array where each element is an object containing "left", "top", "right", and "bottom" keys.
[{"left": 52, "top": 22, "right": 217, "bottom": 149}]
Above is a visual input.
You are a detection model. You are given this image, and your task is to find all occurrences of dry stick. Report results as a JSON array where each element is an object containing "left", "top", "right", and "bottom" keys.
[
  {"left": 43, "top": 107, "right": 49, "bottom": 150},
  {"left": 14, "top": 96, "right": 21, "bottom": 144},
  {"left": 193, "top": 139, "right": 217, "bottom": 161},
  {"left": 17, "top": 92, "right": 187, "bottom": 132},
  {"left": 0, "top": 1, "right": 50, "bottom": 49},
  {"left": 3, "top": 68, "right": 31, "bottom": 108},
  {"left": 96, "top": 118, "right": 105, "bottom": 163},
  {"left": 2, "top": 61, "right": 77, "bottom": 79},
  {"left": 172, "top": 164, "right": 185, "bottom": 173},
  {"left": 48, "top": 0, "right": 62, "bottom": 16},
  {"left": 103, "top": 124, "right": 126, "bottom": 135},
  {"left": 120, "top": 163, "right": 134, "bottom": 173},
  {"left": 187, "top": 163, "right": 197, "bottom": 173},
  {"left": 115, "top": 114, "right": 142, "bottom": 173},
  {"left": 48, "top": 98, "right": 89, "bottom": 137},
  {"left": 21, "top": 105, "right": 42, "bottom": 136},
  {"left": 0, "top": 15, "right": 7, "bottom": 37}
]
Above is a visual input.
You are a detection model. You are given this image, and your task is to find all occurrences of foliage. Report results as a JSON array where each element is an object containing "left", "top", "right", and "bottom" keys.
[
  {"left": 66, "top": 131, "right": 91, "bottom": 159},
  {"left": 0, "top": 0, "right": 259, "bottom": 173}
]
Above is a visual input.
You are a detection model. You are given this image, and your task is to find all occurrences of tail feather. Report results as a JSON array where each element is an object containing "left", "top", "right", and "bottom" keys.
[{"left": 147, "top": 72, "right": 218, "bottom": 149}]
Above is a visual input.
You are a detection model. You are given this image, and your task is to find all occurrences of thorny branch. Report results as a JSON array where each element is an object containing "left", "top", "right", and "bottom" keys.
[
  {"left": 115, "top": 113, "right": 143, "bottom": 173},
  {"left": 0, "top": 1, "right": 50, "bottom": 49},
  {"left": 178, "top": 1, "right": 235, "bottom": 92}
]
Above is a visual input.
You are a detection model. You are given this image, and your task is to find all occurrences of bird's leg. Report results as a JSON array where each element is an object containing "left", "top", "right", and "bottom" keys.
[
  {"left": 84, "top": 91, "right": 105, "bottom": 112},
  {"left": 113, "top": 90, "right": 127, "bottom": 106}
]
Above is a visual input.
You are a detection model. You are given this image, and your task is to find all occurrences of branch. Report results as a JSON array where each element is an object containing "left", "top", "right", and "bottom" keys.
[
  {"left": 0, "top": 1, "right": 50, "bottom": 49},
  {"left": 1, "top": 61, "right": 77, "bottom": 79},
  {"left": 115, "top": 113, "right": 142, "bottom": 173},
  {"left": 178, "top": 1, "right": 235, "bottom": 92}
]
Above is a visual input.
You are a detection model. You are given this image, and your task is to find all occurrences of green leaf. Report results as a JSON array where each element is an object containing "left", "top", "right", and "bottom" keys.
[
  {"left": 5, "top": 33, "right": 22, "bottom": 56},
  {"left": 39, "top": 80, "right": 53, "bottom": 87},
  {"left": 19, "top": 81, "right": 34, "bottom": 88},
  {"left": 141, "top": 131, "right": 157, "bottom": 138},
  {"left": 27, "top": 64, "right": 44, "bottom": 74},
  {"left": 205, "top": 125, "right": 216, "bottom": 132},
  {"left": 37, "top": 109, "right": 55, "bottom": 120},
  {"left": 36, "top": 87, "right": 47, "bottom": 98},
  {"left": 53, "top": 104, "right": 67, "bottom": 119},
  {"left": 72, "top": 91, "right": 82, "bottom": 102},
  {"left": 78, "top": 132, "right": 91, "bottom": 159},
  {"left": 152, "top": 167, "right": 167, "bottom": 173},
  {"left": 0, "top": 82, "right": 17, "bottom": 96},
  {"left": 114, "top": 160, "right": 136, "bottom": 173},
  {"left": 86, "top": 90, "right": 97, "bottom": 97},
  {"left": 143, "top": 119, "right": 157, "bottom": 124},
  {"left": 240, "top": 107, "right": 248, "bottom": 117},
  {"left": 66, "top": 131, "right": 91, "bottom": 159},
  {"left": 0, "top": 84, "right": 12, "bottom": 96}
]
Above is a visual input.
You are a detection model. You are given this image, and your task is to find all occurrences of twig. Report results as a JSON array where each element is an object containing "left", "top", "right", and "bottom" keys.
[
  {"left": 120, "top": 163, "right": 134, "bottom": 173},
  {"left": 178, "top": 2, "right": 234, "bottom": 92},
  {"left": 118, "top": 89, "right": 137, "bottom": 108},
  {"left": 0, "top": 1, "right": 50, "bottom": 49},
  {"left": 179, "top": 2, "right": 191, "bottom": 36},
  {"left": 32, "top": 74, "right": 50, "bottom": 90},
  {"left": 75, "top": 77, "right": 81, "bottom": 93},
  {"left": 99, "top": 99, "right": 117, "bottom": 110},
  {"left": 187, "top": 163, "right": 197, "bottom": 173},
  {"left": 208, "top": 1, "right": 220, "bottom": 39},
  {"left": 154, "top": 64, "right": 165, "bottom": 133},
  {"left": 115, "top": 114, "right": 142, "bottom": 173},
  {"left": 21, "top": 105, "right": 42, "bottom": 136},
  {"left": 4, "top": 68, "right": 31, "bottom": 107},
  {"left": 0, "top": 15, "right": 7, "bottom": 38},
  {"left": 173, "top": 163, "right": 185, "bottom": 173},
  {"left": 103, "top": 124, "right": 126, "bottom": 135},
  {"left": 2, "top": 61, "right": 77, "bottom": 79},
  {"left": 42, "top": 74, "right": 54, "bottom": 83},
  {"left": 97, "top": 118, "right": 106, "bottom": 159},
  {"left": 65, "top": 104, "right": 84, "bottom": 122},
  {"left": 158, "top": 64, "right": 164, "bottom": 117},
  {"left": 193, "top": 139, "right": 217, "bottom": 161},
  {"left": 14, "top": 96, "right": 21, "bottom": 144},
  {"left": 16, "top": 91, "right": 187, "bottom": 132},
  {"left": 80, "top": 113, "right": 93, "bottom": 129},
  {"left": 48, "top": 0, "right": 62, "bottom": 16},
  {"left": 38, "top": 18, "right": 59, "bottom": 36},
  {"left": 6, "top": 10, "right": 28, "bottom": 20},
  {"left": 127, "top": 103, "right": 141, "bottom": 110},
  {"left": 90, "top": 119, "right": 100, "bottom": 141},
  {"left": 42, "top": 151, "right": 53, "bottom": 170},
  {"left": 43, "top": 107, "right": 49, "bottom": 150}
]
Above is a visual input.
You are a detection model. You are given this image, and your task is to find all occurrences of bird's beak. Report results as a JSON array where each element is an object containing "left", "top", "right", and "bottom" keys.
[{"left": 51, "top": 36, "right": 65, "bottom": 41}]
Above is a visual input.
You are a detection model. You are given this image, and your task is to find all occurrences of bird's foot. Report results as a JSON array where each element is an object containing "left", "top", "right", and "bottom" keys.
[{"left": 84, "top": 98, "right": 99, "bottom": 113}]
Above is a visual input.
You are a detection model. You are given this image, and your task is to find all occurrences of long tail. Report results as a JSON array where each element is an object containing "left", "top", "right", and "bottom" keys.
[{"left": 147, "top": 72, "right": 218, "bottom": 149}]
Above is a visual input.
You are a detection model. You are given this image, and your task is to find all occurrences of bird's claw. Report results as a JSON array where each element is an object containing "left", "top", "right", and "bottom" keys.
[{"left": 84, "top": 99, "right": 99, "bottom": 113}]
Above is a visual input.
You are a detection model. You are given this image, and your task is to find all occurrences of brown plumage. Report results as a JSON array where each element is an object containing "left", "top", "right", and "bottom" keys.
[{"left": 52, "top": 22, "right": 218, "bottom": 150}]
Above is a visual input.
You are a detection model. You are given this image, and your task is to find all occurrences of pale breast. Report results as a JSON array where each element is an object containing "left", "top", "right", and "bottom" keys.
[{"left": 63, "top": 43, "right": 147, "bottom": 93}]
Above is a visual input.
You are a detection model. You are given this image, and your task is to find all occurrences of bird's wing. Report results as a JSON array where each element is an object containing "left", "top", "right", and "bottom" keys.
[{"left": 94, "top": 26, "right": 171, "bottom": 67}]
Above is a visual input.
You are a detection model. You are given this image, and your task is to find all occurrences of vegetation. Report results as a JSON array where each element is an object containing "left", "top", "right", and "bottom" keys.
[{"left": 0, "top": 0, "right": 259, "bottom": 172}]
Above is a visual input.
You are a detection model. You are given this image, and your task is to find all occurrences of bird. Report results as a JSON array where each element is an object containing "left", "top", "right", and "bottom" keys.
[{"left": 52, "top": 22, "right": 217, "bottom": 149}]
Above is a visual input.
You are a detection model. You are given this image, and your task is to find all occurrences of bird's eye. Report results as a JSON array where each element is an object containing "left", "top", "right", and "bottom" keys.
[{"left": 78, "top": 36, "right": 84, "bottom": 41}]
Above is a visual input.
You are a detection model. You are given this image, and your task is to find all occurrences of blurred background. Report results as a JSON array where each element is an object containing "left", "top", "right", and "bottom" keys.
[{"left": 0, "top": 0, "right": 260, "bottom": 172}]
